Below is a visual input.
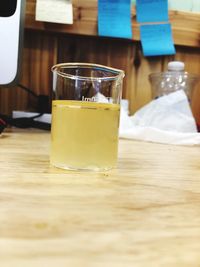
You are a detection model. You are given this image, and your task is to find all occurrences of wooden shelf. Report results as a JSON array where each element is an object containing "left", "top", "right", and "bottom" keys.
[{"left": 25, "top": 0, "right": 200, "bottom": 47}]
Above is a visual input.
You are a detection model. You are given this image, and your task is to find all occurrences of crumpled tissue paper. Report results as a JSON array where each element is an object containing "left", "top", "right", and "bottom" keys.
[{"left": 119, "top": 90, "right": 200, "bottom": 145}]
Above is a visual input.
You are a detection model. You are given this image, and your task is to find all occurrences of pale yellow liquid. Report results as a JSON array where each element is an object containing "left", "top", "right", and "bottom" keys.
[{"left": 50, "top": 100, "right": 120, "bottom": 171}]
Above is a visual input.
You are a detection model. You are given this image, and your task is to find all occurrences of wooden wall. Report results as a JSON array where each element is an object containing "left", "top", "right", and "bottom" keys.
[{"left": 0, "top": 0, "right": 200, "bottom": 124}]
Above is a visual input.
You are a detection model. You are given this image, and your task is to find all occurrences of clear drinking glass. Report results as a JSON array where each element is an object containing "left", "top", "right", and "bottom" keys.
[{"left": 50, "top": 63, "right": 125, "bottom": 171}]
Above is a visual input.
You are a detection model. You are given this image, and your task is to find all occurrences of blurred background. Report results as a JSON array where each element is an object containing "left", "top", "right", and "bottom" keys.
[{"left": 0, "top": 0, "right": 200, "bottom": 123}]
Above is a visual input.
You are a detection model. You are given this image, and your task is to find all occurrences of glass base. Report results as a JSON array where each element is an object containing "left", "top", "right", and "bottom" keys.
[{"left": 50, "top": 162, "right": 115, "bottom": 172}]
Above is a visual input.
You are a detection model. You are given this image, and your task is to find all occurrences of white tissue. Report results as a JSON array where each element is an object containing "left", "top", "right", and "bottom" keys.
[{"left": 119, "top": 90, "right": 200, "bottom": 145}]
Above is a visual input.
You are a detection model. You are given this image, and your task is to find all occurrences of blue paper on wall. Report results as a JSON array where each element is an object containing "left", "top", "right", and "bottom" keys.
[
  {"left": 136, "top": 0, "right": 168, "bottom": 23},
  {"left": 98, "top": 0, "right": 132, "bottom": 39},
  {"left": 140, "top": 23, "right": 176, "bottom": 56}
]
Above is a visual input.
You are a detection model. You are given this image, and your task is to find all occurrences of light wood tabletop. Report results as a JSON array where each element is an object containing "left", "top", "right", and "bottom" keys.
[{"left": 1, "top": 129, "right": 200, "bottom": 267}]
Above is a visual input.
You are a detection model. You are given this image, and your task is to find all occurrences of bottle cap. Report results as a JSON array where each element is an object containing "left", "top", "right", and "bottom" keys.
[{"left": 167, "top": 61, "right": 185, "bottom": 71}]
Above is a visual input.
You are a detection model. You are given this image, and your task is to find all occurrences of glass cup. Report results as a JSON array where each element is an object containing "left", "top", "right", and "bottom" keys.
[{"left": 50, "top": 63, "right": 125, "bottom": 171}]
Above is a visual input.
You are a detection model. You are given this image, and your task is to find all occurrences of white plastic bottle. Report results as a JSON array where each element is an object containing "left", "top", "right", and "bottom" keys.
[{"left": 149, "top": 61, "right": 199, "bottom": 100}]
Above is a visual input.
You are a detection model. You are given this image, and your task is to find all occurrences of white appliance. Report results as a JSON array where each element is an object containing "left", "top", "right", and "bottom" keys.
[{"left": 0, "top": 0, "right": 25, "bottom": 85}]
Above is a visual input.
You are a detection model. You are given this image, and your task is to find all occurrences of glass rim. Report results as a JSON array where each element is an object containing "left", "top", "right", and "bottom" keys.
[{"left": 51, "top": 62, "right": 125, "bottom": 81}]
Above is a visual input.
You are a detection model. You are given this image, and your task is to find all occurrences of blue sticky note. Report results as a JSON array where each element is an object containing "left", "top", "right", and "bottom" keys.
[
  {"left": 136, "top": 0, "right": 168, "bottom": 23},
  {"left": 98, "top": 0, "right": 132, "bottom": 39},
  {"left": 140, "top": 23, "right": 176, "bottom": 56}
]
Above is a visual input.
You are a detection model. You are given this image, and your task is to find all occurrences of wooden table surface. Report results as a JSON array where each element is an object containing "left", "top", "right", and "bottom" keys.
[{"left": 1, "top": 129, "right": 200, "bottom": 267}]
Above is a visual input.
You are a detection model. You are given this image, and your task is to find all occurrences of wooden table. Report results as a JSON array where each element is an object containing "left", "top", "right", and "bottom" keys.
[{"left": 1, "top": 129, "right": 200, "bottom": 267}]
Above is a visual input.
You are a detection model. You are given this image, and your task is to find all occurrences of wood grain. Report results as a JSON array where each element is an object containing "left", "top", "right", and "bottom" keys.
[
  {"left": 1, "top": 33, "right": 200, "bottom": 118},
  {"left": 1, "top": 129, "right": 200, "bottom": 266},
  {"left": 25, "top": 0, "right": 200, "bottom": 47},
  {"left": 0, "top": 31, "right": 57, "bottom": 114}
]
